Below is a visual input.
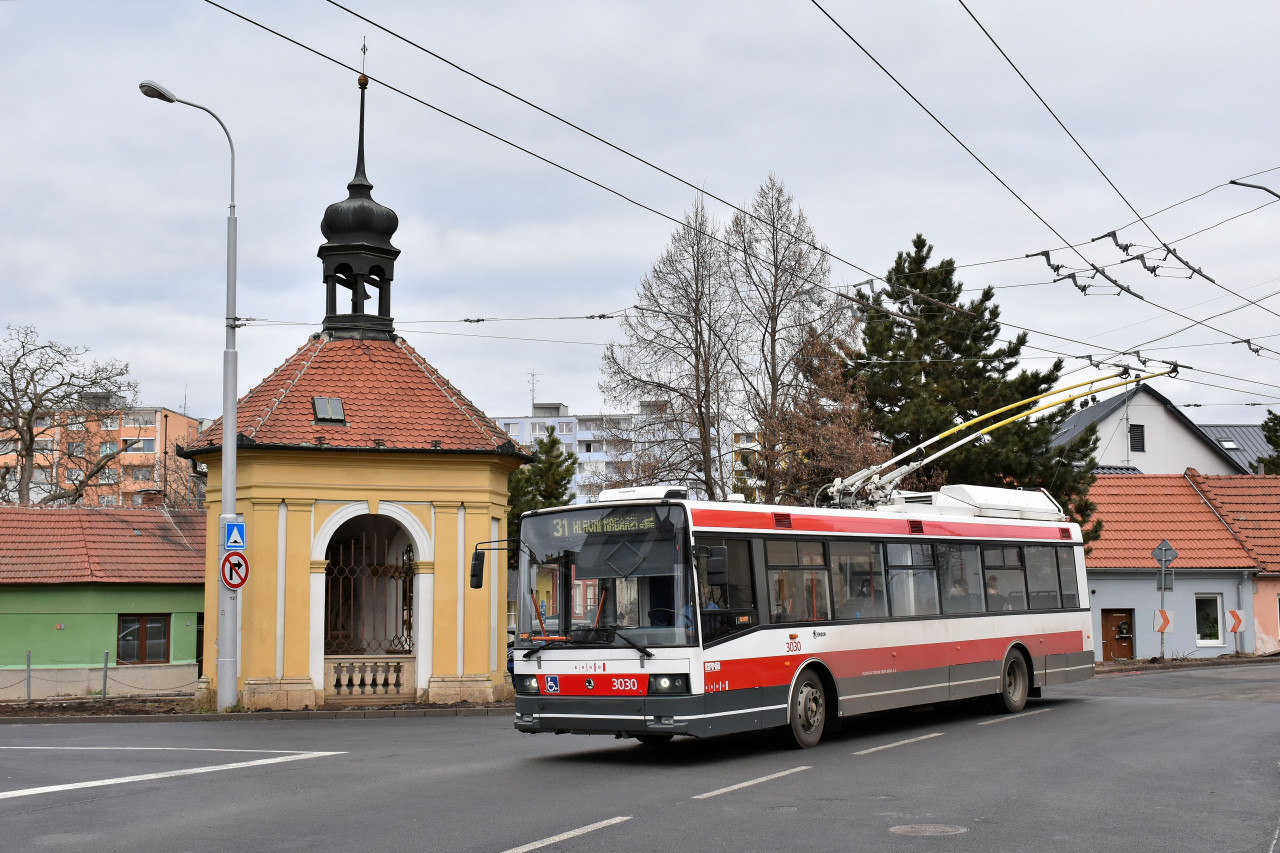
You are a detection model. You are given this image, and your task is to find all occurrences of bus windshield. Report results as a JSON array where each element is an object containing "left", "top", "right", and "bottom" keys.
[{"left": 517, "top": 504, "right": 694, "bottom": 647}]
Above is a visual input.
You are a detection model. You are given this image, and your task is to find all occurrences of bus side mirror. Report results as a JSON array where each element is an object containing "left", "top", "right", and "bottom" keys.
[
  {"left": 706, "top": 546, "right": 729, "bottom": 586},
  {"left": 470, "top": 550, "right": 485, "bottom": 589}
]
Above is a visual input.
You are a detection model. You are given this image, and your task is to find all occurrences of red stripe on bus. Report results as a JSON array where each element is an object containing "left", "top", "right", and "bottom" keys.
[
  {"left": 689, "top": 508, "right": 1074, "bottom": 541},
  {"left": 710, "top": 631, "right": 1084, "bottom": 690}
]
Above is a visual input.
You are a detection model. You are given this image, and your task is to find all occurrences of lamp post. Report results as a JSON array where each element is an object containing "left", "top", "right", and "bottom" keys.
[{"left": 139, "top": 80, "right": 239, "bottom": 711}]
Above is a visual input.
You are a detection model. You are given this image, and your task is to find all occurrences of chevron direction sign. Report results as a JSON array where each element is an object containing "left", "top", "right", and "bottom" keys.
[{"left": 1154, "top": 610, "right": 1171, "bottom": 633}]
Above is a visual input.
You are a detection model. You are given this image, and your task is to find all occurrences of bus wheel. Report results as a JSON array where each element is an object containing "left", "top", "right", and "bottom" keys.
[
  {"left": 635, "top": 734, "right": 674, "bottom": 746},
  {"left": 991, "top": 651, "right": 1029, "bottom": 714},
  {"left": 784, "top": 669, "right": 826, "bottom": 749}
]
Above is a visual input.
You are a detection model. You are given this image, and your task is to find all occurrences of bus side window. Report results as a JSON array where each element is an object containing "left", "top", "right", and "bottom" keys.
[
  {"left": 937, "top": 543, "right": 983, "bottom": 614},
  {"left": 1056, "top": 546, "right": 1080, "bottom": 607},
  {"left": 830, "top": 540, "right": 886, "bottom": 619},
  {"left": 695, "top": 537, "right": 756, "bottom": 639},
  {"left": 982, "top": 546, "right": 1028, "bottom": 612},
  {"left": 1025, "top": 546, "right": 1061, "bottom": 609},
  {"left": 886, "top": 543, "right": 939, "bottom": 618},
  {"left": 768, "top": 568, "right": 831, "bottom": 623}
]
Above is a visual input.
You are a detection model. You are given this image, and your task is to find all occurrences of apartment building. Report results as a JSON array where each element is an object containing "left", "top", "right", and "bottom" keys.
[
  {"left": 0, "top": 406, "right": 204, "bottom": 507},
  {"left": 493, "top": 401, "right": 723, "bottom": 503}
]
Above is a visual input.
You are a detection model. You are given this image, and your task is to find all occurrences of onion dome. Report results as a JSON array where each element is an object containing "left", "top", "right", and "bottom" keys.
[{"left": 319, "top": 74, "right": 401, "bottom": 339}]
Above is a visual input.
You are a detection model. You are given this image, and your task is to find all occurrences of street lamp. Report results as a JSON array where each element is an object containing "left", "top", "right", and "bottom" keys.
[{"left": 140, "top": 79, "right": 240, "bottom": 712}]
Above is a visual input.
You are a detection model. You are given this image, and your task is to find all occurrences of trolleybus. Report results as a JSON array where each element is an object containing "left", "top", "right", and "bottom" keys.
[{"left": 490, "top": 483, "right": 1094, "bottom": 748}]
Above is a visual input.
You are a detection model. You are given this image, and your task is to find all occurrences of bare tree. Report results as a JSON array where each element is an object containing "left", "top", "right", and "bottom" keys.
[
  {"left": 0, "top": 325, "right": 138, "bottom": 505},
  {"left": 723, "top": 174, "right": 844, "bottom": 503},
  {"left": 599, "top": 196, "right": 738, "bottom": 498},
  {"left": 764, "top": 330, "right": 891, "bottom": 504}
]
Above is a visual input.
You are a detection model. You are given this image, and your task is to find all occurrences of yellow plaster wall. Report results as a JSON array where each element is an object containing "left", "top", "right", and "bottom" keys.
[{"left": 199, "top": 448, "right": 518, "bottom": 698}]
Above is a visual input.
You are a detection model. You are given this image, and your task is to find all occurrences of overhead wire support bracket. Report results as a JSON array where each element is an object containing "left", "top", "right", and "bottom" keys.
[
  {"left": 1161, "top": 244, "right": 1216, "bottom": 284},
  {"left": 1026, "top": 250, "right": 1064, "bottom": 274},
  {"left": 1055, "top": 272, "right": 1088, "bottom": 294},
  {"left": 1091, "top": 265, "right": 1145, "bottom": 300}
]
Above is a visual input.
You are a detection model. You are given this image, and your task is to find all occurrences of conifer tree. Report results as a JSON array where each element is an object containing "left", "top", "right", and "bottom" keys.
[
  {"left": 1258, "top": 410, "right": 1280, "bottom": 474},
  {"left": 507, "top": 427, "right": 578, "bottom": 566},
  {"left": 847, "top": 234, "right": 1100, "bottom": 538}
]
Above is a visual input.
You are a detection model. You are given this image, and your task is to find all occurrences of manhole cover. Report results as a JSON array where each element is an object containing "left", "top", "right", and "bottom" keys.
[{"left": 888, "top": 825, "right": 968, "bottom": 836}]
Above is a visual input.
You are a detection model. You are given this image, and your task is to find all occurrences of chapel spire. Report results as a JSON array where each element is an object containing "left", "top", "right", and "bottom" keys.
[{"left": 318, "top": 73, "right": 401, "bottom": 340}]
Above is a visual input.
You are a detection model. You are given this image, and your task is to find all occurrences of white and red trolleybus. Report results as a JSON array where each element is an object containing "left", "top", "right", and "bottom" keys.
[{"left": 503, "top": 483, "right": 1094, "bottom": 748}]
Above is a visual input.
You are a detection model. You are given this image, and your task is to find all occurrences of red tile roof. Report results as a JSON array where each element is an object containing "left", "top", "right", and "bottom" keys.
[
  {"left": 1088, "top": 474, "right": 1255, "bottom": 569},
  {"left": 184, "top": 334, "right": 526, "bottom": 457},
  {"left": 0, "top": 506, "right": 205, "bottom": 584},
  {"left": 1186, "top": 470, "right": 1280, "bottom": 574}
]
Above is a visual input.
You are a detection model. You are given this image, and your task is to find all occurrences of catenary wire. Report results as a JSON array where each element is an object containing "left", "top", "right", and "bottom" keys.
[{"left": 209, "top": 2, "right": 1278, "bottom": 397}]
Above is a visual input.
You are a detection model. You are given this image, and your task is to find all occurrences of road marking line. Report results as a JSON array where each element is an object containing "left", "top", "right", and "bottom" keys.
[
  {"left": 498, "top": 816, "right": 632, "bottom": 853},
  {"left": 691, "top": 765, "right": 811, "bottom": 799},
  {"left": 853, "top": 733, "right": 944, "bottom": 755},
  {"left": 0, "top": 751, "right": 344, "bottom": 800},
  {"left": 977, "top": 708, "right": 1054, "bottom": 726},
  {"left": 0, "top": 747, "right": 315, "bottom": 754}
]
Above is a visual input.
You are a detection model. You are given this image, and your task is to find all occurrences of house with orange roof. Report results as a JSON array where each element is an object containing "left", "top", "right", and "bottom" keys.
[
  {"left": 0, "top": 506, "right": 204, "bottom": 701},
  {"left": 1087, "top": 473, "right": 1257, "bottom": 661},
  {"left": 1184, "top": 471, "right": 1280, "bottom": 654}
]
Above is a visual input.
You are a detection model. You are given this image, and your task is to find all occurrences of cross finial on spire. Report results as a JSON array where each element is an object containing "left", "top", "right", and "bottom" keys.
[{"left": 361, "top": 36, "right": 367, "bottom": 74}]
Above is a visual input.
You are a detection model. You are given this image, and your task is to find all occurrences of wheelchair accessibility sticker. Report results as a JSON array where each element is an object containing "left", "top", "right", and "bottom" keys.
[{"left": 544, "top": 676, "right": 560, "bottom": 694}]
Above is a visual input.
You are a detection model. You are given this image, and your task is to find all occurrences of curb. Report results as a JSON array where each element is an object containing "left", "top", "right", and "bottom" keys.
[
  {"left": 1094, "top": 654, "right": 1280, "bottom": 677},
  {"left": 0, "top": 705, "right": 516, "bottom": 725}
]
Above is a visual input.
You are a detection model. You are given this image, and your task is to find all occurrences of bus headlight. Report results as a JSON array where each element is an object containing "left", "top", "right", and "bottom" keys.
[
  {"left": 647, "top": 674, "right": 689, "bottom": 695},
  {"left": 514, "top": 675, "right": 540, "bottom": 695}
]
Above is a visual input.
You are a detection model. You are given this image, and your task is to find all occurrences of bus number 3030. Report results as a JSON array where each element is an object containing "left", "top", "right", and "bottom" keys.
[
  {"left": 612, "top": 678, "right": 639, "bottom": 692},
  {"left": 786, "top": 640, "right": 802, "bottom": 653}
]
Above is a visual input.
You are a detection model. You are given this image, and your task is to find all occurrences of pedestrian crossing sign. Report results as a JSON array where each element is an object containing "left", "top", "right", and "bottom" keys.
[{"left": 223, "top": 521, "right": 246, "bottom": 550}]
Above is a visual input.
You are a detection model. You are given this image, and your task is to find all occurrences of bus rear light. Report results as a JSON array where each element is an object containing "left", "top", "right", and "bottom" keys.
[
  {"left": 647, "top": 674, "right": 689, "bottom": 695},
  {"left": 514, "top": 675, "right": 540, "bottom": 695}
]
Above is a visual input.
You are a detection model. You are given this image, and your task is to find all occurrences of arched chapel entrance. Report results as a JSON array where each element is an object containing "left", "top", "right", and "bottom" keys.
[{"left": 321, "top": 513, "right": 420, "bottom": 702}]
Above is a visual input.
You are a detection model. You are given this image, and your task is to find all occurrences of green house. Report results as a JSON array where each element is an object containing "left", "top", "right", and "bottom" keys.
[{"left": 0, "top": 506, "right": 204, "bottom": 701}]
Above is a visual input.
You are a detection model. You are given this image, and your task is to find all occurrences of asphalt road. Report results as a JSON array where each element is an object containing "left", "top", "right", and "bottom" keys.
[{"left": 2, "top": 663, "right": 1278, "bottom": 853}]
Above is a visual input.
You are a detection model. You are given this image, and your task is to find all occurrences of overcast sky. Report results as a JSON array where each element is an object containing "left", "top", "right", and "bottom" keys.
[{"left": 3, "top": 1, "right": 1278, "bottom": 427}]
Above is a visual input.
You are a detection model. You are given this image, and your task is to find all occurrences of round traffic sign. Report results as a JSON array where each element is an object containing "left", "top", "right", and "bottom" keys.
[{"left": 220, "top": 550, "right": 250, "bottom": 590}]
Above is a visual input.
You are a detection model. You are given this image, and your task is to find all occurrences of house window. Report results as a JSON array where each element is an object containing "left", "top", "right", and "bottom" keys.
[
  {"left": 67, "top": 441, "right": 86, "bottom": 457},
  {"left": 100, "top": 416, "right": 119, "bottom": 430},
  {"left": 66, "top": 416, "right": 87, "bottom": 431},
  {"left": 312, "top": 397, "right": 345, "bottom": 423},
  {"left": 100, "top": 441, "right": 118, "bottom": 457},
  {"left": 131, "top": 494, "right": 145, "bottom": 506},
  {"left": 125, "top": 412, "right": 156, "bottom": 427},
  {"left": 33, "top": 438, "right": 54, "bottom": 453},
  {"left": 99, "top": 495, "right": 118, "bottom": 507},
  {"left": 0, "top": 439, "right": 15, "bottom": 454},
  {"left": 530, "top": 422, "right": 545, "bottom": 436},
  {"left": 117, "top": 615, "right": 170, "bottom": 663},
  {"left": 132, "top": 467, "right": 153, "bottom": 481},
  {"left": 66, "top": 468, "right": 84, "bottom": 483},
  {"left": 126, "top": 438, "right": 156, "bottom": 453},
  {"left": 503, "top": 422, "right": 519, "bottom": 435},
  {"left": 100, "top": 468, "right": 118, "bottom": 484},
  {"left": 1195, "top": 594, "right": 1224, "bottom": 646},
  {"left": 1129, "top": 424, "right": 1146, "bottom": 453},
  {"left": 558, "top": 421, "right": 574, "bottom": 435},
  {"left": 1218, "top": 439, "right": 1238, "bottom": 450},
  {"left": 33, "top": 415, "right": 51, "bottom": 429}
]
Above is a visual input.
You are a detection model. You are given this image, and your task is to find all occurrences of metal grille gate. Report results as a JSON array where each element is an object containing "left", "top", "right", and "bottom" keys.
[{"left": 324, "top": 535, "right": 413, "bottom": 655}]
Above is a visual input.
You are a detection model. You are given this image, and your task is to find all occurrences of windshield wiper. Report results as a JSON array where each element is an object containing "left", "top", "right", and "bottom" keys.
[
  {"left": 613, "top": 630, "right": 654, "bottom": 660},
  {"left": 522, "top": 639, "right": 568, "bottom": 660}
]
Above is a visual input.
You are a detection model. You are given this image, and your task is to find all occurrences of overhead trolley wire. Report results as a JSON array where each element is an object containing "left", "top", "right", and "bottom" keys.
[
  {"left": 956, "top": 0, "right": 1280, "bottom": 325},
  {"left": 808, "top": 0, "right": 1280, "bottom": 358},
  {"left": 208, "top": 2, "right": 1277, "bottom": 400}
]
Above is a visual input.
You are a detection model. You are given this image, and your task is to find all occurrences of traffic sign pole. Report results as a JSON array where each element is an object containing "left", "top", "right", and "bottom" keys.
[
  {"left": 217, "top": 512, "right": 244, "bottom": 710},
  {"left": 1152, "top": 540, "right": 1178, "bottom": 660}
]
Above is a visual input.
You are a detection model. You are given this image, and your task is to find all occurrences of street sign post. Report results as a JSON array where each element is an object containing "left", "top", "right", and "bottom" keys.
[
  {"left": 1151, "top": 540, "right": 1178, "bottom": 659},
  {"left": 220, "top": 550, "right": 249, "bottom": 591}
]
